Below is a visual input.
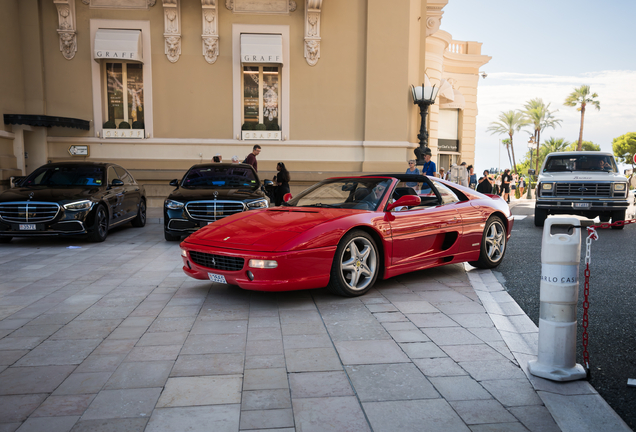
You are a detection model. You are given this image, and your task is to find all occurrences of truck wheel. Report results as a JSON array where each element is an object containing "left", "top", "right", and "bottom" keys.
[
  {"left": 534, "top": 208, "right": 547, "bottom": 227},
  {"left": 599, "top": 214, "right": 611, "bottom": 223},
  {"left": 611, "top": 210, "right": 625, "bottom": 230}
]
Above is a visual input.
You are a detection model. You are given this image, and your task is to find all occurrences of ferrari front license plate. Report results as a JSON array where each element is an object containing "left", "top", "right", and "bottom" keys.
[
  {"left": 573, "top": 202, "right": 590, "bottom": 208},
  {"left": 19, "top": 224, "right": 37, "bottom": 230},
  {"left": 208, "top": 272, "right": 227, "bottom": 284}
]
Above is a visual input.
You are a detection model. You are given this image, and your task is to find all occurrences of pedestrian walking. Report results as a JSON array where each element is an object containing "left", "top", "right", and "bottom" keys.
[
  {"left": 213, "top": 153, "right": 222, "bottom": 163},
  {"left": 468, "top": 165, "right": 477, "bottom": 189},
  {"left": 518, "top": 176, "right": 526, "bottom": 196},
  {"left": 273, "top": 162, "right": 291, "bottom": 206},
  {"left": 231, "top": 155, "right": 240, "bottom": 163},
  {"left": 476, "top": 170, "right": 494, "bottom": 194},
  {"left": 243, "top": 145, "right": 261, "bottom": 171},
  {"left": 494, "top": 174, "right": 502, "bottom": 196},
  {"left": 501, "top": 168, "right": 512, "bottom": 203},
  {"left": 420, "top": 148, "right": 437, "bottom": 177},
  {"left": 439, "top": 167, "right": 447, "bottom": 180},
  {"left": 405, "top": 160, "right": 420, "bottom": 187}
]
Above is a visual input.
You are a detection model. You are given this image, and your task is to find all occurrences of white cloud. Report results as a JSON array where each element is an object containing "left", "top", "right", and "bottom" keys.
[{"left": 474, "top": 70, "right": 636, "bottom": 172}]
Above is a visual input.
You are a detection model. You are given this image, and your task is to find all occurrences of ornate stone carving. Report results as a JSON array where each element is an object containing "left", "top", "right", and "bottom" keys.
[
  {"left": 202, "top": 0, "right": 219, "bottom": 64},
  {"left": 225, "top": 0, "right": 296, "bottom": 13},
  {"left": 163, "top": 0, "right": 181, "bottom": 63},
  {"left": 148, "top": 0, "right": 156, "bottom": 6},
  {"left": 54, "top": 0, "right": 77, "bottom": 60},
  {"left": 304, "top": 0, "right": 322, "bottom": 66},
  {"left": 426, "top": 0, "right": 447, "bottom": 37},
  {"left": 81, "top": 0, "right": 89, "bottom": 4}
]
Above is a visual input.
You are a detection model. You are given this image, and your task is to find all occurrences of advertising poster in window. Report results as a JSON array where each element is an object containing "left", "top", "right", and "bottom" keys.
[
  {"left": 127, "top": 63, "right": 144, "bottom": 127},
  {"left": 106, "top": 63, "right": 123, "bottom": 123},
  {"left": 243, "top": 66, "right": 259, "bottom": 126}
]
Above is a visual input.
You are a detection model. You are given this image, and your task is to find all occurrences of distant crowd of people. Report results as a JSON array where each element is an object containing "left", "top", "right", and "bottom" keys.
[{"left": 406, "top": 151, "right": 526, "bottom": 204}]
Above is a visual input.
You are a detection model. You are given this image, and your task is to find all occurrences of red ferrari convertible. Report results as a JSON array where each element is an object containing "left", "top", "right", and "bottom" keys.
[{"left": 180, "top": 174, "right": 513, "bottom": 297}]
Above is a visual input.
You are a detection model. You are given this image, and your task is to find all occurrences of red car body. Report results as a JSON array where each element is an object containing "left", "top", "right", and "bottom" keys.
[{"left": 180, "top": 175, "right": 513, "bottom": 294}]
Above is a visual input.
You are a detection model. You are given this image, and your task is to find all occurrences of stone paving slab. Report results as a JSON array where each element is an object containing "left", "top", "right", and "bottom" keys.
[{"left": 0, "top": 224, "right": 630, "bottom": 431}]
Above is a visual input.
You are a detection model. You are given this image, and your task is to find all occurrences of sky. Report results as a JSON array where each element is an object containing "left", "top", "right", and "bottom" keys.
[{"left": 440, "top": 0, "right": 636, "bottom": 173}]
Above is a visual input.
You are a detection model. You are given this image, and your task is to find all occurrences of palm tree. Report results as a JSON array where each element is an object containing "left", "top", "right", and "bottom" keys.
[
  {"left": 564, "top": 85, "right": 600, "bottom": 151},
  {"left": 522, "top": 98, "right": 562, "bottom": 173},
  {"left": 541, "top": 137, "right": 570, "bottom": 154},
  {"left": 487, "top": 110, "right": 528, "bottom": 174},
  {"left": 501, "top": 138, "right": 514, "bottom": 169}
]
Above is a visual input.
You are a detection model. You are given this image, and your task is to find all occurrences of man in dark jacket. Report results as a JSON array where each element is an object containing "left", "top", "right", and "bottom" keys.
[
  {"left": 244, "top": 145, "right": 261, "bottom": 171},
  {"left": 476, "top": 170, "right": 495, "bottom": 194}
]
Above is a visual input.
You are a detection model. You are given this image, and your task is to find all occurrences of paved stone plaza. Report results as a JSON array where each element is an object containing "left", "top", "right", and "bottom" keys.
[{"left": 0, "top": 224, "right": 630, "bottom": 431}]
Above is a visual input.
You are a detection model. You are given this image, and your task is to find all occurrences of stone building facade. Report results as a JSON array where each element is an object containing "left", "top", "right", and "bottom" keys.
[{"left": 1, "top": 0, "right": 490, "bottom": 206}]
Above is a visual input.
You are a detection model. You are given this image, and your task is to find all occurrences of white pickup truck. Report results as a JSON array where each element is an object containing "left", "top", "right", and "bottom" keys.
[{"left": 535, "top": 151, "right": 629, "bottom": 229}]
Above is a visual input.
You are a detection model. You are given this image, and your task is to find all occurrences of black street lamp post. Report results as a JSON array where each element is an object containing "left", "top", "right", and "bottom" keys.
[
  {"left": 527, "top": 136, "right": 535, "bottom": 199},
  {"left": 411, "top": 81, "right": 439, "bottom": 165}
]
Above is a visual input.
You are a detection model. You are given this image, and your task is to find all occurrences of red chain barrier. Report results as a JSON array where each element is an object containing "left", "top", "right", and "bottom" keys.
[{"left": 583, "top": 217, "right": 636, "bottom": 378}]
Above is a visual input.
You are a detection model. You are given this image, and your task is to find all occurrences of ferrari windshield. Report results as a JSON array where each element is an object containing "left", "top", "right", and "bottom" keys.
[
  {"left": 543, "top": 155, "right": 618, "bottom": 173},
  {"left": 23, "top": 165, "right": 105, "bottom": 187},
  {"left": 182, "top": 165, "right": 259, "bottom": 189},
  {"left": 287, "top": 178, "right": 393, "bottom": 211}
]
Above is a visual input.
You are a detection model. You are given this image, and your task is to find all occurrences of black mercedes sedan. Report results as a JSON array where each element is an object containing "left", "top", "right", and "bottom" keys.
[
  {"left": 164, "top": 163, "right": 270, "bottom": 241},
  {"left": 0, "top": 162, "right": 146, "bottom": 243}
]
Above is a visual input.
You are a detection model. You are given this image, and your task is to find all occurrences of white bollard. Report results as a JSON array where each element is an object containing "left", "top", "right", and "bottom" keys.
[{"left": 528, "top": 215, "right": 587, "bottom": 381}]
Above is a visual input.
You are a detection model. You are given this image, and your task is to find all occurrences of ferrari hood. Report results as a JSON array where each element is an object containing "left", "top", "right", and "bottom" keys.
[{"left": 185, "top": 207, "right": 354, "bottom": 250}]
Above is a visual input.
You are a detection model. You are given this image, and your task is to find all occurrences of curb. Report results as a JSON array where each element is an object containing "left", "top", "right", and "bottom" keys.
[{"left": 465, "top": 266, "right": 632, "bottom": 432}]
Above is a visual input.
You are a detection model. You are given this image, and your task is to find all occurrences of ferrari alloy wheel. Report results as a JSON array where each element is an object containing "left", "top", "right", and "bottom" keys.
[
  {"left": 328, "top": 230, "right": 379, "bottom": 297},
  {"left": 469, "top": 217, "right": 507, "bottom": 269},
  {"left": 131, "top": 199, "right": 147, "bottom": 227},
  {"left": 88, "top": 204, "right": 109, "bottom": 242}
]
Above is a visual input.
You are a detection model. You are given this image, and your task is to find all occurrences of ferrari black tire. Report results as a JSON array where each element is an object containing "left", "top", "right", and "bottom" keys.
[
  {"left": 164, "top": 231, "right": 181, "bottom": 242},
  {"left": 131, "top": 199, "right": 147, "bottom": 227},
  {"left": 327, "top": 230, "right": 379, "bottom": 297},
  {"left": 88, "top": 204, "right": 109, "bottom": 242},
  {"left": 534, "top": 207, "right": 548, "bottom": 227},
  {"left": 469, "top": 216, "right": 507, "bottom": 269},
  {"left": 0, "top": 237, "right": 12, "bottom": 244},
  {"left": 611, "top": 210, "right": 625, "bottom": 230}
]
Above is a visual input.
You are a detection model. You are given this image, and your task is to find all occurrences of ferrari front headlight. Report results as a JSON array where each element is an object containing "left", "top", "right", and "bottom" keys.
[{"left": 63, "top": 200, "right": 93, "bottom": 211}]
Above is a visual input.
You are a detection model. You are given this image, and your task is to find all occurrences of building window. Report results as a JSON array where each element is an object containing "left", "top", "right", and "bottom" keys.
[
  {"left": 242, "top": 65, "right": 280, "bottom": 130},
  {"left": 90, "top": 20, "right": 153, "bottom": 139},
  {"left": 233, "top": 25, "right": 289, "bottom": 141},
  {"left": 104, "top": 62, "right": 144, "bottom": 130}
]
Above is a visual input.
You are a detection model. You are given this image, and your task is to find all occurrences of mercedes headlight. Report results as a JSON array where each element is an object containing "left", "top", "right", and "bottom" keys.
[
  {"left": 247, "top": 199, "right": 268, "bottom": 210},
  {"left": 63, "top": 200, "right": 93, "bottom": 211},
  {"left": 614, "top": 183, "right": 626, "bottom": 191},
  {"left": 165, "top": 199, "right": 185, "bottom": 210}
]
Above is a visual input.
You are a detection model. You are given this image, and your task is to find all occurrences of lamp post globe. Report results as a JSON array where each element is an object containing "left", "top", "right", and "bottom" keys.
[{"left": 411, "top": 79, "right": 439, "bottom": 165}]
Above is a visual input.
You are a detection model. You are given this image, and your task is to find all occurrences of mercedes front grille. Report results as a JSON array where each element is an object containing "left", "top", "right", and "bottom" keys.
[
  {"left": 185, "top": 201, "right": 246, "bottom": 221},
  {"left": 0, "top": 202, "right": 60, "bottom": 223}
]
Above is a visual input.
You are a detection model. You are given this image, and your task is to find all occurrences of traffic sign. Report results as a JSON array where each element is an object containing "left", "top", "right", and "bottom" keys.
[{"left": 68, "top": 145, "right": 89, "bottom": 156}]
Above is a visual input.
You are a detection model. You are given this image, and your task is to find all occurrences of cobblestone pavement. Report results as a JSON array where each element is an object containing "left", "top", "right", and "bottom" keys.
[{"left": 0, "top": 224, "right": 629, "bottom": 431}]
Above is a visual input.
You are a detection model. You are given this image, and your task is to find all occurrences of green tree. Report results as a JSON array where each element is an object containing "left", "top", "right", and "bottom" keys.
[
  {"left": 487, "top": 110, "right": 529, "bottom": 174},
  {"left": 565, "top": 140, "right": 601, "bottom": 152},
  {"left": 501, "top": 138, "right": 514, "bottom": 170},
  {"left": 612, "top": 132, "right": 636, "bottom": 164},
  {"left": 541, "top": 137, "right": 570, "bottom": 155},
  {"left": 522, "top": 98, "right": 562, "bottom": 174},
  {"left": 564, "top": 85, "right": 600, "bottom": 151}
]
